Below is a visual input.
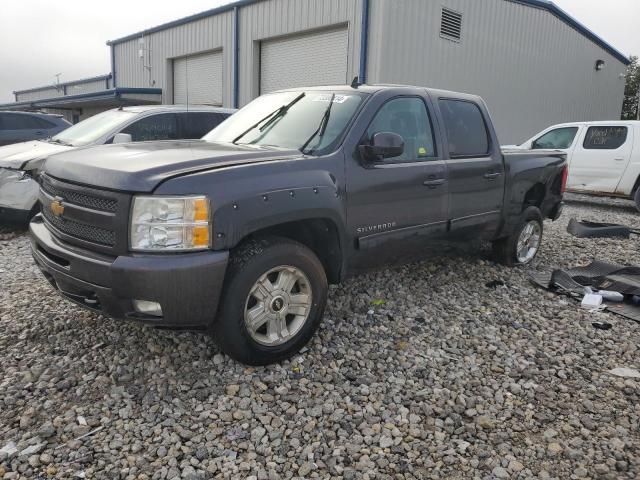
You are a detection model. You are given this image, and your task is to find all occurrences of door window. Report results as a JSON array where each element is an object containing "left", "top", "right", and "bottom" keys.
[
  {"left": 121, "top": 114, "right": 179, "bottom": 141},
  {"left": 438, "top": 99, "right": 489, "bottom": 157},
  {"left": 180, "top": 112, "right": 229, "bottom": 138},
  {"left": 532, "top": 127, "right": 578, "bottom": 149},
  {"left": 366, "top": 97, "right": 436, "bottom": 163},
  {"left": 583, "top": 126, "right": 628, "bottom": 150}
]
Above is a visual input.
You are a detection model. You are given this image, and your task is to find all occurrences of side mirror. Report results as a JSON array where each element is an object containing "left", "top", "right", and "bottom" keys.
[
  {"left": 113, "top": 133, "right": 133, "bottom": 144},
  {"left": 359, "top": 132, "right": 405, "bottom": 162}
]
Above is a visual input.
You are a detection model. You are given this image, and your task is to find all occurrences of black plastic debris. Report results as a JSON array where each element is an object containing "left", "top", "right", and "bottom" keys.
[
  {"left": 592, "top": 321, "right": 612, "bottom": 330},
  {"left": 530, "top": 260, "right": 640, "bottom": 323},
  {"left": 567, "top": 218, "right": 639, "bottom": 239}
]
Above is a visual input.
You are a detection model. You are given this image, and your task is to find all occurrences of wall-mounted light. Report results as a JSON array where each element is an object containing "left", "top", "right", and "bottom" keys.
[{"left": 595, "top": 60, "right": 605, "bottom": 71}]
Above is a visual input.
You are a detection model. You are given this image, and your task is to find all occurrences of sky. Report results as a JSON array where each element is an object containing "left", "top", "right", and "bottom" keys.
[{"left": 0, "top": 0, "right": 638, "bottom": 103}]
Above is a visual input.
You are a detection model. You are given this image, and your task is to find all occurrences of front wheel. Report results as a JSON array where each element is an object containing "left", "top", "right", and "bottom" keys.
[
  {"left": 211, "top": 236, "right": 328, "bottom": 365},
  {"left": 492, "top": 207, "right": 543, "bottom": 266},
  {"left": 634, "top": 188, "right": 640, "bottom": 213}
]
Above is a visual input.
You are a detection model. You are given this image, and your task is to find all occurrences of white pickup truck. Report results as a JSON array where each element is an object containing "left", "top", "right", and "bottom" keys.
[{"left": 507, "top": 121, "right": 640, "bottom": 211}]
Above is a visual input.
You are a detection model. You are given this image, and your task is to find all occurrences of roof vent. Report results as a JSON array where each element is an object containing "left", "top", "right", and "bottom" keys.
[{"left": 440, "top": 8, "right": 462, "bottom": 42}]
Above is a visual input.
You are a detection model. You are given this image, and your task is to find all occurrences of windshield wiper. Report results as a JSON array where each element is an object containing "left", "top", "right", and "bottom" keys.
[
  {"left": 300, "top": 93, "right": 335, "bottom": 154},
  {"left": 232, "top": 92, "right": 305, "bottom": 145}
]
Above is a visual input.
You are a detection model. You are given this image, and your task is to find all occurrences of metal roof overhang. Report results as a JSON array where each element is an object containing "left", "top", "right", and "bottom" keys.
[{"left": 0, "top": 88, "right": 162, "bottom": 111}]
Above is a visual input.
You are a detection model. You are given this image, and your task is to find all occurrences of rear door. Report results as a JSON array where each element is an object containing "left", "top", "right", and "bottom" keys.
[
  {"left": 566, "top": 124, "right": 634, "bottom": 193},
  {"left": 437, "top": 98, "right": 505, "bottom": 237},
  {"left": 346, "top": 92, "right": 448, "bottom": 268}
]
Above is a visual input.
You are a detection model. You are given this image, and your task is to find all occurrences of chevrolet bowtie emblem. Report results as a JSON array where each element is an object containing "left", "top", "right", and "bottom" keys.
[{"left": 50, "top": 199, "right": 65, "bottom": 217}]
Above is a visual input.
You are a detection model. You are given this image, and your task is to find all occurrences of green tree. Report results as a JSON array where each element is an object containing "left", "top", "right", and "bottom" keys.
[{"left": 621, "top": 55, "right": 640, "bottom": 120}]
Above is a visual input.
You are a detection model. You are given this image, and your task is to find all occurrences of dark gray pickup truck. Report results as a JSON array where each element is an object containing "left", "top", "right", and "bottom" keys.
[{"left": 30, "top": 84, "right": 567, "bottom": 364}]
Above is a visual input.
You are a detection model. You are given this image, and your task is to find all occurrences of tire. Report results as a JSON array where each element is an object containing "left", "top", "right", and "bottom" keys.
[
  {"left": 634, "top": 188, "right": 640, "bottom": 213},
  {"left": 211, "top": 236, "right": 328, "bottom": 365},
  {"left": 492, "top": 206, "right": 543, "bottom": 266}
]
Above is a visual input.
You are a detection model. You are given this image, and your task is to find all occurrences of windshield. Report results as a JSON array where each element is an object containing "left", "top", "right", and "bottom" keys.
[
  {"left": 203, "top": 90, "right": 366, "bottom": 154},
  {"left": 52, "top": 109, "right": 137, "bottom": 147}
]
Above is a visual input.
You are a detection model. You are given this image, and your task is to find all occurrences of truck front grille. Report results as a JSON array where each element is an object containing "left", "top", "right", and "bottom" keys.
[
  {"left": 38, "top": 174, "right": 130, "bottom": 254},
  {"left": 41, "top": 206, "right": 116, "bottom": 247},
  {"left": 41, "top": 175, "right": 118, "bottom": 212}
]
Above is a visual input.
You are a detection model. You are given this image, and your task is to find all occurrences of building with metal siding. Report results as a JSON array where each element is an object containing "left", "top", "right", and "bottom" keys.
[
  {"left": 366, "top": 0, "right": 629, "bottom": 143},
  {"left": 1, "top": 0, "right": 630, "bottom": 142},
  {"left": 0, "top": 73, "right": 161, "bottom": 123}
]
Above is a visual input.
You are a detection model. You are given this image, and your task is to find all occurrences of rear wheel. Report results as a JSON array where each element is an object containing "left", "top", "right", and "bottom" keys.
[
  {"left": 211, "top": 236, "right": 328, "bottom": 365},
  {"left": 492, "top": 207, "right": 543, "bottom": 266},
  {"left": 634, "top": 188, "right": 640, "bottom": 213}
]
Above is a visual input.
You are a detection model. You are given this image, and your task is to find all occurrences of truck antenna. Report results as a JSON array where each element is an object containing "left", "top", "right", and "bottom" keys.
[{"left": 350, "top": 76, "right": 360, "bottom": 89}]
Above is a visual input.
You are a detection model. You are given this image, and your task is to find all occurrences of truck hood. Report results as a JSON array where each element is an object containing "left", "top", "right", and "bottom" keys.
[
  {"left": 0, "top": 141, "right": 73, "bottom": 170},
  {"left": 44, "top": 140, "right": 303, "bottom": 192}
]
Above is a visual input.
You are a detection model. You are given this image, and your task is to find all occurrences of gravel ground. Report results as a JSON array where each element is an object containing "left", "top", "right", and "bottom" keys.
[{"left": 0, "top": 195, "right": 638, "bottom": 480}]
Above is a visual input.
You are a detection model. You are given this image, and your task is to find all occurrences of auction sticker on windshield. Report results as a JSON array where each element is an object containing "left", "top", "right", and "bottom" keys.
[{"left": 312, "top": 94, "right": 351, "bottom": 103}]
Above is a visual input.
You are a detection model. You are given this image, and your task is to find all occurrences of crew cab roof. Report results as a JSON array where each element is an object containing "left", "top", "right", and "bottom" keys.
[{"left": 270, "top": 83, "right": 484, "bottom": 103}]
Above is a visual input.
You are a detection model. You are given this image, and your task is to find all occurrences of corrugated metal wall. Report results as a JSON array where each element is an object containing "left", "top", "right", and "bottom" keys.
[
  {"left": 367, "top": 0, "right": 627, "bottom": 144},
  {"left": 237, "top": 0, "right": 362, "bottom": 104},
  {"left": 16, "top": 87, "right": 62, "bottom": 102},
  {"left": 110, "top": 0, "right": 626, "bottom": 144},
  {"left": 65, "top": 78, "right": 109, "bottom": 95},
  {"left": 15, "top": 77, "right": 112, "bottom": 103},
  {"left": 113, "top": 11, "right": 233, "bottom": 105}
]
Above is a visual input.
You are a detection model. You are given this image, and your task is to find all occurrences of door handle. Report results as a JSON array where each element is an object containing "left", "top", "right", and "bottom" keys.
[
  {"left": 484, "top": 172, "right": 502, "bottom": 179},
  {"left": 423, "top": 178, "right": 446, "bottom": 188},
  {"left": 614, "top": 158, "right": 625, "bottom": 162}
]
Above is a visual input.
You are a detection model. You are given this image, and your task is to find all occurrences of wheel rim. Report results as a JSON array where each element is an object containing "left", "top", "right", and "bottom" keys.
[
  {"left": 516, "top": 220, "right": 541, "bottom": 264},
  {"left": 244, "top": 265, "right": 313, "bottom": 346}
]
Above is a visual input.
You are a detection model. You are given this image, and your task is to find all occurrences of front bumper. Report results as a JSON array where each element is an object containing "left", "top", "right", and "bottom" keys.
[
  {"left": 0, "top": 169, "right": 39, "bottom": 212},
  {"left": 30, "top": 215, "right": 229, "bottom": 329}
]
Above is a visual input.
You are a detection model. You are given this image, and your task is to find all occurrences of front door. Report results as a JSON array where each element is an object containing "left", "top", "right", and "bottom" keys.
[
  {"left": 345, "top": 94, "right": 449, "bottom": 269},
  {"left": 437, "top": 98, "right": 505, "bottom": 237},
  {"left": 567, "top": 124, "right": 634, "bottom": 193}
]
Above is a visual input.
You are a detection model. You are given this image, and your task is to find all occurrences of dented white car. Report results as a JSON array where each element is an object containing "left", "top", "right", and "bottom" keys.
[{"left": 506, "top": 121, "right": 640, "bottom": 211}]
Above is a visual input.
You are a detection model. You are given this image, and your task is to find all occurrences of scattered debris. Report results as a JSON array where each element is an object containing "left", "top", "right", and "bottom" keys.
[
  {"left": 608, "top": 367, "right": 640, "bottom": 379},
  {"left": 592, "top": 321, "right": 612, "bottom": 330},
  {"left": 371, "top": 299, "right": 387, "bottom": 306},
  {"left": 485, "top": 279, "right": 506, "bottom": 288},
  {"left": 55, "top": 426, "right": 105, "bottom": 450}
]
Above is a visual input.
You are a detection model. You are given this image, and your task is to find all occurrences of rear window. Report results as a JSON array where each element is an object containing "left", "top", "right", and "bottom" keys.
[
  {"left": 438, "top": 99, "right": 489, "bottom": 157},
  {"left": 0, "top": 113, "right": 54, "bottom": 130},
  {"left": 583, "top": 126, "right": 628, "bottom": 150}
]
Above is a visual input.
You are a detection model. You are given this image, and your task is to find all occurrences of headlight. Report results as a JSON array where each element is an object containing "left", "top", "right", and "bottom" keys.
[{"left": 130, "top": 196, "right": 210, "bottom": 251}]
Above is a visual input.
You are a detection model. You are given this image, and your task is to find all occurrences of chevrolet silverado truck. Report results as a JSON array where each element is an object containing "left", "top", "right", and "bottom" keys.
[{"left": 30, "top": 84, "right": 567, "bottom": 365}]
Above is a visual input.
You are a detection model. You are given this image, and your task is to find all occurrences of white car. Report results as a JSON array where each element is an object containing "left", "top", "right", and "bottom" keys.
[
  {"left": 0, "top": 105, "right": 235, "bottom": 223},
  {"left": 506, "top": 121, "right": 640, "bottom": 211}
]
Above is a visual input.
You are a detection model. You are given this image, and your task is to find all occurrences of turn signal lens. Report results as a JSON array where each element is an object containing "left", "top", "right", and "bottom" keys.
[
  {"left": 192, "top": 225, "right": 210, "bottom": 247},
  {"left": 193, "top": 198, "right": 209, "bottom": 222}
]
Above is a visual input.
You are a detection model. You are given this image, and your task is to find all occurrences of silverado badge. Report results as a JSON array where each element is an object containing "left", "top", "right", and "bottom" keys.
[{"left": 50, "top": 199, "right": 65, "bottom": 217}]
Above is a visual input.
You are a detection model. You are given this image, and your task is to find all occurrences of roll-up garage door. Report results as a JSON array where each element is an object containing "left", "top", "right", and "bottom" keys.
[
  {"left": 260, "top": 27, "right": 349, "bottom": 94},
  {"left": 173, "top": 51, "right": 223, "bottom": 105}
]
